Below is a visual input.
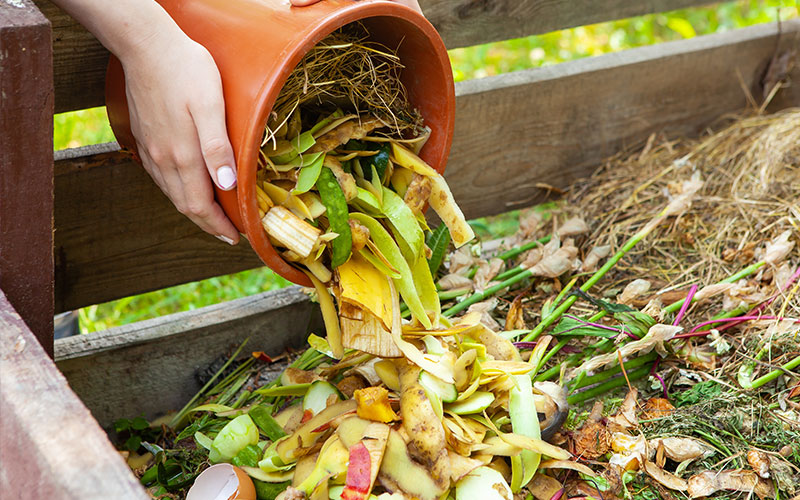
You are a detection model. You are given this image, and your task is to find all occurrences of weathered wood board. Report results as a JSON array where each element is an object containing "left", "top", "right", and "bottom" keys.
[
  {"left": 0, "top": 0, "right": 54, "bottom": 354},
  {"left": 0, "top": 291, "right": 148, "bottom": 499},
  {"left": 35, "top": 0, "right": 718, "bottom": 114},
  {"left": 53, "top": 21, "right": 800, "bottom": 312},
  {"left": 56, "top": 286, "right": 322, "bottom": 428}
]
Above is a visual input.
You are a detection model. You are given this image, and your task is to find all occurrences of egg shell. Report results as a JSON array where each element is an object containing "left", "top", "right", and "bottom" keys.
[{"left": 186, "top": 463, "right": 256, "bottom": 500}]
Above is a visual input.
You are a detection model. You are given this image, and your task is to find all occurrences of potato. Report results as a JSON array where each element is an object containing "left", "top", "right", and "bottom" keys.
[{"left": 396, "top": 361, "right": 451, "bottom": 490}]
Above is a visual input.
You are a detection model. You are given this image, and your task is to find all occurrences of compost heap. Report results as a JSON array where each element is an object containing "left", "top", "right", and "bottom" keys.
[{"left": 116, "top": 23, "right": 800, "bottom": 500}]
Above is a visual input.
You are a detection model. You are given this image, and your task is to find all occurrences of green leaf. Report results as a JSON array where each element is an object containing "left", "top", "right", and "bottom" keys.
[
  {"left": 349, "top": 212, "right": 431, "bottom": 329},
  {"left": 254, "top": 480, "right": 291, "bottom": 500},
  {"left": 382, "top": 186, "right": 424, "bottom": 262},
  {"left": 292, "top": 153, "right": 326, "bottom": 195},
  {"left": 254, "top": 383, "right": 311, "bottom": 397},
  {"left": 232, "top": 444, "right": 263, "bottom": 468},
  {"left": 552, "top": 317, "right": 617, "bottom": 338},
  {"left": 426, "top": 224, "right": 451, "bottom": 277},
  {"left": 124, "top": 435, "right": 142, "bottom": 452},
  {"left": 130, "top": 416, "right": 149, "bottom": 431},
  {"left": 114, "top": 418, "right": 131, "bottom": 433},
  {"left": 249, "top": 405, "right": 287, "bottom": 442}
]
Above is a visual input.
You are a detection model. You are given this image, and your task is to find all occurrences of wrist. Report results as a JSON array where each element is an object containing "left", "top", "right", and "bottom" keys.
[{"left": 52, "top": 0, "right": 184, "bottom": 64}]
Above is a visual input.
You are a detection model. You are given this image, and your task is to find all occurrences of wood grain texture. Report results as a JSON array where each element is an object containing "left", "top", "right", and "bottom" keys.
[
  {"left": 53, "top": 22, "right": 800, "bottom": 311},
  {"left": 0, "top": 0, "right": 55, "bottom": 355},
  {"left": 54, "top": 143, "right": 264, "bottom": 312},
  {"left": 34, "top": 0, "right": 107, "bottom": 114},
  {"left": 36, "top": 0, "right": 717, "bottom": 113},
  {"left": 56, "top": 286, "right": 321, "bottom": 428},
  {"left": 0, "top": 291, "right": 148, "bottom": 499},
  {"left": 423, "top": 0, "right": 716, "bottom": 49}
]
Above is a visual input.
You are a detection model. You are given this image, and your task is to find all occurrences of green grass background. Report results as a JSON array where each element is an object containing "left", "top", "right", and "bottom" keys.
[{"left": 57, "top": 1, "right": 797, "bottom": 332}]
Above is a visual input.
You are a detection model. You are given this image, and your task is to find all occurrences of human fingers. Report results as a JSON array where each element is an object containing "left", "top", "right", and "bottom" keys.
[
  {"left": 172, "top": 146, "right": 241, "bottom": 245},
  {"left": 188, "top": 75, "right": 238, "bottom": 192}
]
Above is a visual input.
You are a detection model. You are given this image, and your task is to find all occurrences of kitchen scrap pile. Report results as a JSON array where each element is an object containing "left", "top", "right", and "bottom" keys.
[{"left": 115, "top": 22, "right": 800, "bottom": 500}]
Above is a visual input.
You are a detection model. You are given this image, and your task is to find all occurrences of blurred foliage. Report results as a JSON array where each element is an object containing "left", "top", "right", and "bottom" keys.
[
  {"left": 79, "top": 267, "right": 291, "bottom": 332},
  {"left": 63, "top": 1, "right": 797, "bottom": 333},
  {"left": 448, "top": 0, "right": 797, "bottom": 81}
]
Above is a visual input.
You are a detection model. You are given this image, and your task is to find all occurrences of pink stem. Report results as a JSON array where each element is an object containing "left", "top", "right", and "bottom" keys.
[
  {"left": 718, "top": 266, "right": 800, "bottom": 333},
  {"left": 673, "top": 284, "right": 698, "bottom": 326},
  {"left": 675, "top": 315, "right": 799, "bottom": 339},
  {"left": 650, "top": 357, "right": 668, "bottom": 398}
]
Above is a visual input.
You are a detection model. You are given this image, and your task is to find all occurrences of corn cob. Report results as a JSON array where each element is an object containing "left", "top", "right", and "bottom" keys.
[{"left": 261, "top": 206, "right": 321, "bottom": 258}]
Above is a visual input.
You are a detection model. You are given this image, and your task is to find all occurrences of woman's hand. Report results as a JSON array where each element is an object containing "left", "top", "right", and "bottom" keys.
[
  {"left": 53, "top": 0, "right": 422, "bottom": 245},
  {"left": 122, "top": 29, "right": 241, "bottom": 245},
  {"left": 52, "top": 0, "right": 241, "bottom": 245}
]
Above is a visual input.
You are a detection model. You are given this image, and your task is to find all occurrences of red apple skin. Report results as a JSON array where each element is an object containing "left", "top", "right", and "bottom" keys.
[{"left": 342, "top": 442, "right": 372, "bottom": 500}]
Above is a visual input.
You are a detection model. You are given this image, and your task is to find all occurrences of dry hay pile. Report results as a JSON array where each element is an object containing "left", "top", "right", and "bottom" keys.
[{"left": 436, "top": 108, "right": 800, "bottom": 498}]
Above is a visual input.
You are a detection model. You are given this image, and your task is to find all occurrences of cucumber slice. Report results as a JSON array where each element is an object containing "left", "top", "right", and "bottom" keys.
[
  {"left": 421, "top": 335, "right": 445, "bottom": 355},
  {"left": 508, "top": 374, "right": 541, "bottom": 492},
  {"left": 303, "top": 380, "right": 344, "bottom": 416},
  {"left": 209, "top": 414, "right": 259, "bottom": 463},
  {"left": 455, "top": 466, "right": 512, "bottom": 500},
  {"left": 445, "top": 391, "right": 495, "bottom": 415},
  {"left": 419, "top": 370, "right": 458, "bottom": 403}
]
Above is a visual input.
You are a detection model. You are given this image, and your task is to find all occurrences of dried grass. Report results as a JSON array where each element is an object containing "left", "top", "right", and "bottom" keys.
[
  {"left": 558, "top": 108, "right": 799, "bottom": 325},
  {"left": 264, "top": 22, "right": 423, "bottom": 145}
]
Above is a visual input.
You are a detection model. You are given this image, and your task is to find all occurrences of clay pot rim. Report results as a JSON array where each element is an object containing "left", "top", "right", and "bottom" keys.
[{"left": 237, "top": 1, "right": 448, "bottom": 287}]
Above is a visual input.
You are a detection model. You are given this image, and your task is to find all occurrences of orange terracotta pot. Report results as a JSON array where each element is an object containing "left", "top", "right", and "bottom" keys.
[{"left": 106, "top": 0, "right": 455, "bottom": 287}]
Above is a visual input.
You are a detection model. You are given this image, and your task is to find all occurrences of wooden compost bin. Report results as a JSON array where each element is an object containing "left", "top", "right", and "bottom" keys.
[{"left": 1, "top": 0, "right": 798, "bottom": 497}]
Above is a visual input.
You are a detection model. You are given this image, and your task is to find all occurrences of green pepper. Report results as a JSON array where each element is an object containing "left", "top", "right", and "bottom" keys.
[
  {"left": 292, "top": 153, "right": 326, "bottom": 195},
  {"left": 349, "top": 213, "right": 431, "bottom": 329},
  {"left": 317, "top": 167, "right": 352, "bottom": 268},
  {"left": 249, "top": 405, "right": 287, "bottom": 441},
  {"left": 364, "top": 143, "right": 391, "bottom": 182},
  {"left": 232, "top": 444, "right": 263, "bottom": 468}
]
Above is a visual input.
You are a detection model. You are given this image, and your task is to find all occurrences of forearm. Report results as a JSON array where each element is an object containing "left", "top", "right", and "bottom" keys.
[{"left": 50, "top": 0, "right": 181, "bottom": 63}]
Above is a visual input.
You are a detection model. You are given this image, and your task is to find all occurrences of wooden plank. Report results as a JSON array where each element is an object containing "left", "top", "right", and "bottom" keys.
[
  {"left": 424, "top": 0, "right": 717, "bottom": 49},
  {"left": 34, "top": 0, "right": 107, "bottom": 114},
  {"left": 0, "top": 290, "right": 148, "bottom": 499},
  {"left": 0, "top": 0, "right": 55, "bottom": 355},
  {"left": 36, "top": 0, "right": 718, "bottom": 114},
  {"left": 446, "top": 20, "right": 800, "bottom": 219},
  {"left": 53, "top": 22, "right": 800, "bottom": 311},
  {"left": 53, "top": 143, "right": 264, "bottom": 313},
  {"left": 56, "top": 286, "right": 322, "bottom": 428}
]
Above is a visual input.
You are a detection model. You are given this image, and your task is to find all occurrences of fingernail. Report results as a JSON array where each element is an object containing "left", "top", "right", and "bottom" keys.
[
  {"left": 217, "top": 166, "right": 237, "bottom": 190},
  {"left": 216, "top": 234, "right": 235, "bottom": 245}
]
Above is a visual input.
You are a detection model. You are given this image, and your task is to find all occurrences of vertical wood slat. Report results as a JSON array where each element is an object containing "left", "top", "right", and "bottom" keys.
[
  {"left": 0, "top": 0, "right": 55, "bottom": 356},
  {"left": 0, "top": 291, "right": 148, "bottom": 499}
]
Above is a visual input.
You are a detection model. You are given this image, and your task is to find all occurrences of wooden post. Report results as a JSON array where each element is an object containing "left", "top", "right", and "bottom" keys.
[
  {"left": 0, "top": 291, "right": 149, "bottom": 498},
  {"left": 0, "top": 0, "right": 55, "bottom": 356}
]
